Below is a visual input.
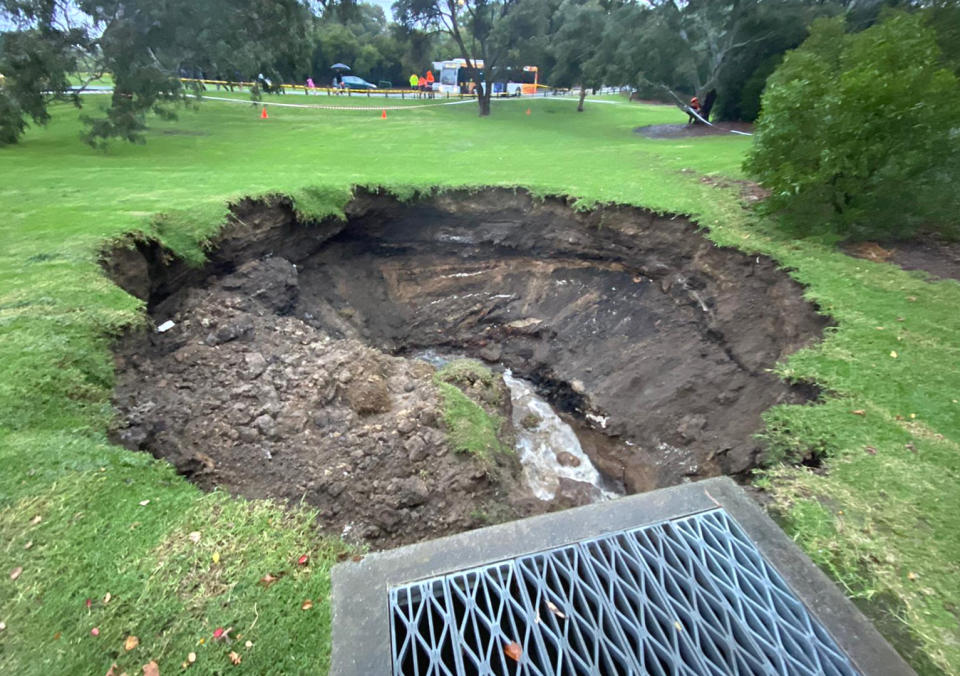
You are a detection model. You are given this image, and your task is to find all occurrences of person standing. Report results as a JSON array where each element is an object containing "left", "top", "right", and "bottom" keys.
[
  {"left": 418, "top": 75, "right": 427, "bottom": 98},
  {"left": 425, "top": 69, "right": 435, "bottom": 98},
  {"left": 688, "top": 96, "right": 701, "bottom": 124},
  {"left": 409, "top": 73, "right": 419, "bottom": 90}
]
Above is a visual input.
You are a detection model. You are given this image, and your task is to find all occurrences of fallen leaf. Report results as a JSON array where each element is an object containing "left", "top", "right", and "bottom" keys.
[
  {"left": 865, "top": 446, "right": 877, "bottom": 455},
  {"left": 213, "top": 627, "right": 225, "bottom": 640},
  {"left": 297, "top": 555, "right": 309, "bottom": 566},
  {"left": 212, "top": 552, "right": 220, "bottom": 564},
  {"left": 897, "top": 316, "right": 905, "bottom": 322},
  {"left": 907, "top": 296, "right": 917, "bottom": 302},
  {"left": 907, "top": 571, "right": 918, "bottom": 581},
  {"left": 23, "top": 541, "right": 32, "bottom": 550},
  {"left": 29, "top": 515, "right": 41, "bottom": 526},
  {"left": 85, "top": 598, "right": 93, "bottom": 609},
  {"left": 351, "top": 554, "right": 364, "bottom": 563},
  {"left": 91, "top": 627, "right": 100, "bottom": 637},
  {"left": 889, "top": 351, "right": 898, "bottom": 359},
  {"left": 545, "top": 601, "right": 566, "bottom": 619},
  {"left": 188, "top": 531, "right": 201, "bottom": 544},
  {"left": 906, "top": 442, "right": 916, "bottom": 454},
  {"left": 244, "top": 640, "right": 252, "bottom": 648},
  {"left": 259, "top": 573, "right": 279, "bottom": 588},
  {"left": 125, "top": 635, "right": 140, "bottom": 651},
  {"left": 9, "top": 566, "right": 23, "bottom": 581},
  {"left": 139, "top": 500, "right": 150, "bottom": 506},
  {"left": 503, "top": 642, "right": 522, "bottom": 662},
  {"left": 301, "top": 599, "right": 313, "bottom": 611},
  {"left": 104, "top": 592, "right": 112, "bottom": 604},
  {"left": 851, "top": 409, "right": 865, "bottom": 416},
  {"left": 53, "top": 631, "right": 61, "bottom": 640},
  {"left": 142, "top": 660, "right": 159, "bottom": 676},
  {"left": 229, "top": 651, "right": 242, "bottom": 666},
  {"left": 105, "top": 664, "right": 118, "bottom": 676},
  {"left": 188, "top": 652, "right": 197, "bottom": 664}
]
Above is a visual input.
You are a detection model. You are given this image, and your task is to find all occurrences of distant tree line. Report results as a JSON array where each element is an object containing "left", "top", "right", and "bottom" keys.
[{"left": 2, "top": 0, "right": 958, "bottom": 141}]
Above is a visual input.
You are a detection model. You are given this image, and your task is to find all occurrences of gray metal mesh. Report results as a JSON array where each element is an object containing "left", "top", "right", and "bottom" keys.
[{"left": 388, "top": 508, "right": 859, "bottom": 676}]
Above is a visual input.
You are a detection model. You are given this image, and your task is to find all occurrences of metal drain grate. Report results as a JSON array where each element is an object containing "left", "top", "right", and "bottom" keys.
[{"left": 388, "top": 509, "right": 860, "bottom": 676}]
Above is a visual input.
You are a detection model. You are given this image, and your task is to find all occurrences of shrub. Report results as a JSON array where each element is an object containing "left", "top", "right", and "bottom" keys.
[{"left": 744, "top": 13, "right": 960, "bottom": 240}]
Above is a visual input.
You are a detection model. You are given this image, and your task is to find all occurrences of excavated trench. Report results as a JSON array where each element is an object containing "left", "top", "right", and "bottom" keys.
[{"left": 105, "top": 188, "right": 828, "bottom": 549}]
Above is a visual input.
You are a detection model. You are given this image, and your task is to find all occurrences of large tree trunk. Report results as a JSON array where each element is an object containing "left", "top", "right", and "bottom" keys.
[
  {"left": 577, "top": 85, "right": 587, "bottom": 112},
  {"left": 698, "top": 89, "right": 718, "bottom": 123},
  {"left": 477, "top": 83, "right": 491, "bottom": 117}
]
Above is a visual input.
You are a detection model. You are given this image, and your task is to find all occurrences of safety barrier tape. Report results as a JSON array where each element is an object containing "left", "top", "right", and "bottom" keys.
[{"left": 180, "top": 77, "right": 556, "bottom": 98}]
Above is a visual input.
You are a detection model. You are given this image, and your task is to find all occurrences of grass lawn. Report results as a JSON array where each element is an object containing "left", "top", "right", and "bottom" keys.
[{"left": 1, "top": 94, "right": 958, "bottom": 674}]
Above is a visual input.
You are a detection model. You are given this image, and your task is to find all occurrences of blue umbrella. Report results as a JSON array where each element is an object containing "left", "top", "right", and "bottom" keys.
[{"left": 331, "top": 63, "right": 351, "bottom": 71}]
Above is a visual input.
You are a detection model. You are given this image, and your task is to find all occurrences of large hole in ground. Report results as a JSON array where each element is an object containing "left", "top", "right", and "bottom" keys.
[{"left": 104, "top": 188, "right": 828, "bottom": 549}]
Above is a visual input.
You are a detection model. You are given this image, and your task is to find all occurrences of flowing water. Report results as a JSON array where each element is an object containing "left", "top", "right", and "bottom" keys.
[
  {"left": 414, "top": 351, "right": 617, "bottom": 503},
  {"left": 502, "top": 370, "right": 618, "bottom": 502}
]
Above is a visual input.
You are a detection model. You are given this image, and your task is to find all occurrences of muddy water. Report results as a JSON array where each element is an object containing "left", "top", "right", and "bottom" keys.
[{"left": 503, "top": 370, "right": 619, "bottom": 502}]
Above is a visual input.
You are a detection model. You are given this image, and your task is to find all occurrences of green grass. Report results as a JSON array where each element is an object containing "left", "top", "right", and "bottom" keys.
[
  {"left": 1, "top": 93, "right": 958, "bottom": 673},
  {"left": 434, "top": 382, "right": 505, "bottom": 461}
]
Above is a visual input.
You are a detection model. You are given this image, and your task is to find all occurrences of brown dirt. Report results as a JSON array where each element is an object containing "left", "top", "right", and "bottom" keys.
[
  {"left": 104, "top": 188, "right": 828, "bottom": 550},
  {"left": 636, "top": 122, "right": 755, "bottom": 139},
  {"left": 843, "top": 236, "right": 960, "bottom": 282}
]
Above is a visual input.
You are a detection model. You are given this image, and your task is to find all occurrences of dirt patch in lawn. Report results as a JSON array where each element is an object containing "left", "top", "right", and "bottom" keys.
[
  {"left": 636, "top": 122, "right": 754, "bottom": 139},
  {"left": 103, "top": 188, "right": 828, "bottom": 549},
  {"left": 843, "top": 236, "right": 960, "bottom": 282}
]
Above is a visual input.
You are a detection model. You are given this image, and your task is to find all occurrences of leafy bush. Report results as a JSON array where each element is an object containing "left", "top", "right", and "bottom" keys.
[{"left": 744, "top": 13, "right": 960, "bottom": 240}]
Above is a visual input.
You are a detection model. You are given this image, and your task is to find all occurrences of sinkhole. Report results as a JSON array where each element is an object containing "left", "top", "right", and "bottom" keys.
[{"left": 104, "top": 188, "right": 828, "bottom": 549}]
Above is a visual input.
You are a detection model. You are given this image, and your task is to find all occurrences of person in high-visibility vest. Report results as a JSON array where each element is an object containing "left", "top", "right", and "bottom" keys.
[
  {"left": 424, "top": 69, "right": 435, "bottom": 98},
  {"left": 409, "top": 73, "right": 418, "bottom": 89},
  {"left": 688, "top": 96, "right": 701, "bottom": 124}
]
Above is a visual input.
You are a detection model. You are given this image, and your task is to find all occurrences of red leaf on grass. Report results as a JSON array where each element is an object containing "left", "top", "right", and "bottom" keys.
[
  {"left": 297, "top": 555, "right": 309, "bottom": 566},
  {"left": 259, "top": 573, "right": 280, "bottom": 588},
  {"left": 213, "top": 627, "right": 225, "bottom": 640},
  {"left": 503, "top": 642, "right": 522, "bottom": 662},
  {"left": 91, "top": 627, "right": 100, "bottom": 636},
  {"left": 85, "top": 598, "right": 93, "bottom": 609}
]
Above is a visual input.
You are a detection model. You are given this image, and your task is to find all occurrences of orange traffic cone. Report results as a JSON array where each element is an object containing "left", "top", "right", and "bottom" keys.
[
  {"left": 381, "top": 109, "right": 387, "bottom": 119},
  {"left": 525, "top": 108, "right": 531, "bottom": 116},
  {"left": 260, "top": 106, "right": 268, "bottom": 119}
]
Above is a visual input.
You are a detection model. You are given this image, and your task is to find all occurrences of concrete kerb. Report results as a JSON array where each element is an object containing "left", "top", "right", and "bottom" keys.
[{"left": 330, "top": 476, "right": 914, "bottom": 675}]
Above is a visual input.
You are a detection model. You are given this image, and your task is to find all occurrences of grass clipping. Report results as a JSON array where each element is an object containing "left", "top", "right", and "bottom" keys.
[{"left": 433, "top": 360, "right": 508, "bottom": 462}]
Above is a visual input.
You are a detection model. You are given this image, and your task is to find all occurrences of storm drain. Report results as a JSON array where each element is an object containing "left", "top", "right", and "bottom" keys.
[{"left": 388, "top": 509, "right": 858, "bottom": 676}]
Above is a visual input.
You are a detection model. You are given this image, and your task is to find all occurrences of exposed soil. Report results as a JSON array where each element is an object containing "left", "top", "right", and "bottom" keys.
[
  {"left": 636, "top": 122, "right": 754, "bottom": 139},
  {"left": 843, "top": 236, "right": 960, "bottom": 282},
  {"left": 104, "top": 188, "right": 828, "bottom": 549}
]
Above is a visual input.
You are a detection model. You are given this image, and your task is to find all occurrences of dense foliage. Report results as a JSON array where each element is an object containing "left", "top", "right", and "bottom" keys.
[
  {"left": 744, "top": 12, "right": 960, "bottom": 239},
  {"left": 0, "top": 0, "right": 314, "bottom": 146}
]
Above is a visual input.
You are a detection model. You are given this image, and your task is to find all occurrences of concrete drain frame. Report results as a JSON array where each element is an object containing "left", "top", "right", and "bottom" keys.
[{"left": 331, "top": 477, "right": 913, "bottom": 675}]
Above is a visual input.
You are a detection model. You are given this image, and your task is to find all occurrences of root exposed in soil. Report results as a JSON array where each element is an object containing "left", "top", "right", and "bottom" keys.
[{"left": 105, "top": 187, "right": 828, "bottom": 548}]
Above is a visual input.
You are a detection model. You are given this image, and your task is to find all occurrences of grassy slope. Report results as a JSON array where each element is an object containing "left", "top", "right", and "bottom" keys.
[{"left": 0, "top": 95, "right": 957, "bottom": 674}]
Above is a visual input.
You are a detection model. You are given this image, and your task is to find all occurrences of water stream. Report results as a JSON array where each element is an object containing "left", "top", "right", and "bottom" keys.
[
  {"left": 414, "top": 350, "right": 617, "bottom": 504},
  {"left": 502, "top": 370, "right": 618, "bottom": 502}
]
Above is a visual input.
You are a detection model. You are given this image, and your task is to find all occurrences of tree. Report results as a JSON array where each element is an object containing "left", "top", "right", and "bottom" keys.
[
  {"left": 0, "top": 0, "right": 316, "bottom": 146},
  {"left": 743, "top": 12, "right": 960, "bottom": 239},
  {"left": 548, "top": 0, "right": 607, "bottom": 111},
  {"left": 393, "top": 0, "right": 523, "bottom": 116}
]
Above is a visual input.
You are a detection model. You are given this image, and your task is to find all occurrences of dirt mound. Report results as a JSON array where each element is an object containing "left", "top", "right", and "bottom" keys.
[
  {"left": 105, "top": 188, "right": 828, "bottom": 548},
  {"left": 636, "top": 122, "right": 754, "bottom": 139}
]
